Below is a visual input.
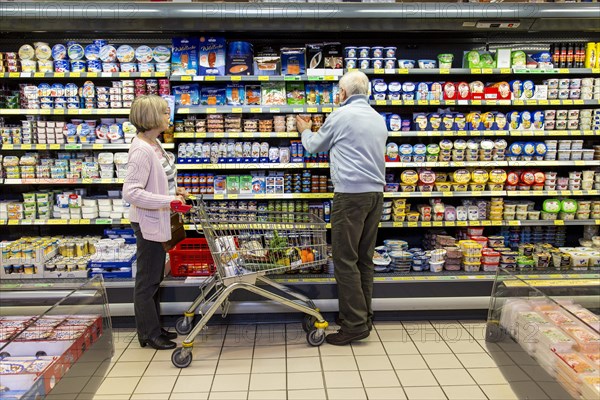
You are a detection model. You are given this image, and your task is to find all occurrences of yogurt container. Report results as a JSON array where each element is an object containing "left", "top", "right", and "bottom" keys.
[
  {"left": 358, "top": 58, "right": 370, "bottom": 70},
  {"left": 67, "top": 43, "right": 84, "bottom": 60},
  {"left": 51, "top": 44, "right": 67, "bottom": 60},
  {"left": 87, "top": 60, "right": 102, "bottom": 72},
  {"left": 54, "top": 60, "right": 70, "bottom": 72},
  {"left": 418, "top": 59, "right": 437, "bottom": 69},
  {"left": 99, "top": 45, "right": 117, "bottom": 62},
  {"left": 71, "top": 61, "right": 86, "bottom": 72},
  {"left": 84, "top": 44, "right": 100, "bottom": 61},
  {"left": 344, "top": 47, "right": 357, "bottom": 58},
  {"left": 357, "top": 47, "right": 370, "bottom": 58},
  {"left": 116, "top": 45, "right": 135, "bottom": 63},
  {"left": 397, "top": 59, "right": 415, "bottom": 69},
  {"left": 344, "top": 58, "right": 357, "bottom": 69},
  {"left": 371, "top": 47, "right": 384, "bottom": 58}
]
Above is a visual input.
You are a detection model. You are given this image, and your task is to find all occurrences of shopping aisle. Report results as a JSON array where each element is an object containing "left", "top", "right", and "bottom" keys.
[{"left": 70, "top": 320, "right": 572, "bottom": 400}]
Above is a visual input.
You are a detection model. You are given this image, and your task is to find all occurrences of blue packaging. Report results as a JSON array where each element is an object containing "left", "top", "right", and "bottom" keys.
[
  {"left": 198, "top": 36, "right": 225, "bottom": 76},
  {"left": 71, "top": 61, "right": 86, "bottom": 72},
  {"left": 226, "top": 83, "right": 246, "bottom": 106},
  {"left": 413, "top": 113, "right": 429, "bottom": 131},
  {"left": 441, "top": 113, "right": 455, "bottom": 131},
  {"left": 520, "top": 111, "right": 533, "bottom": 130},
  {"left": 358, "top": 58, "right": 370, "bottom": 70},
  {"left": 416, "top": 82, "right": 429, "bottom": 101},
  {"left": 387, "top": 114, "right": 402, "bottom": 132},
  {"left": 226, "top": 41, "right": 253, "bottom": 76},
  {"left": 281, "top": 47, "right": 306, "bottom": 76},
  {"left": 509, "top": 80, "right": 523, "bottom": 99},
  {"left": 371, "top": 79, "right": 387, "bottom": 100},
  {"left": 172, "top": 84, "right": 200, "bottom": 106},
  {"left": 87, "top": 60, "right": 102, "bottom": 72},
  {"left": 507, "top": 111, "right": 520, "bottom": 130},
  {"left": 387, "top": 81, "right": 402, "bottom": 100},
  {"left": 54, "top": 60, "right": 70, "bottom": 72},
  {"left": 344, "top": 47, "right": 357, "bottom": 58},
  {"left": 172, "top": 37, "right": 199, "bottom": 75},
  {"left": 200, "top": 86, "right": 227, "bottom": 106},
  {"left": 358, "top": 47, "right": 370, "bottom": 58},
  {"left": 67, "top": 43, "right": 84, "bottom": 60},
  {"left": 93, "top": 39, "right": 108, "bottom": 48},
  {"left": 532, "top": 111, "right": 544, "bottom": 130},
  {"left": 51, "top": 44, "right": 67, "bottom": 60},
  {"left": 84, "top": 44, "right": 100, "bottom": 61},
  {"left": 522, "top": 80, "right": 535, "bottom": 99}
]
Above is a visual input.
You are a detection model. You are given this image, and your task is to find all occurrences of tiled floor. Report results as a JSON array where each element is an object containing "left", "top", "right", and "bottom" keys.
[{"left": 51, "top": 320, "right": 575, "bottom": 400}]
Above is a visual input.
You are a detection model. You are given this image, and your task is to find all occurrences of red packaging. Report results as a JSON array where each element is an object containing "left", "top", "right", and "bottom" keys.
[
  {"left": 520, "top": 170, "right": 536, "bottom": 185},
  {"left": 443, "top": 82, "right": 457, "bottom": 100},
  {"left": 457, "top": 82, "right": 470, "bottom": 100},
  {"left": 506, "top": 171, "right": 520, "bottom": 186}
]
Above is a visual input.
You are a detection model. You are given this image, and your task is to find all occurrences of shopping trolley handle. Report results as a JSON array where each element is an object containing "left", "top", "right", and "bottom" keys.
[{"left": 171, "top": 200, "right": 193, "bottom": 213}]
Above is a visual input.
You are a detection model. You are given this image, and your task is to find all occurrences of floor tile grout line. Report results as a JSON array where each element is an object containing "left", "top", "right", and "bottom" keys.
[
  {"left": 349, "top": 336, "right": 367, "bottom": 400},
  {"left": 378, "top": 325, "right": 410, "bottom": 400},
  {"left": 246, "top": 324, "right": 258, "bottom": 400}
]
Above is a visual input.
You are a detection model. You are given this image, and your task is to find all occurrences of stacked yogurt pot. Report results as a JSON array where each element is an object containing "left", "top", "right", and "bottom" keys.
[{"left": 12, "top": 41, "right": 171, "bottom": 74}]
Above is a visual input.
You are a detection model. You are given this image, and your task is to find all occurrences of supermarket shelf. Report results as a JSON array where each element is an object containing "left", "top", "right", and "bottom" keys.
[
  {"left": 0, "top": 218, "right": 129, "bottom": 226},
  {"left": 1, "top": 143, "right": 174, "bottom": 150},
  {"left": 170, "top": 74, "right": 340, "bottom": 82},
  {"left": 176, "top": 162, "right": 329, "bottom": 170},
  {"left": 199, "top": 193, "right": 334, "bottom": 200},
  {"left": 371, "top": 99, "right": 600, "bottom": 107},
  {"left": 378, "top": 220, "right": 600, "bottom": 228},
  {"left": 184, "top": 219, "right": 600, "bottom": 231},
  {"left": 359, "top": 68, "right": 600, "bottom": 76},
  {"left": 0, "top": 108, "right": 130, "bottom": 116},
  {"left": 385, "top": 161, "right": 509, "bottom": 168},
  {"left": 174, "top": 132, "right": 300, "bottom": 139},
  {"left": 0, "top": 72, "right": 168, "bottom": 79},
  {"left": 177, "top": 105, "right": 337, "bottom": 114},
  {"left": 389, "top": 130, "right": 598, "bottom": 138},
  {"left": 385, "top": 191, "right": 506, "bottom": 198},
  {"left": 508, "top": 160, "right": 599, "bottom": 167},
  {"left": 3, "top": 178, "right": 124, "bottom": 185},
  {"left": 506, "top": 190, "right": 599, "bottom": 197}
]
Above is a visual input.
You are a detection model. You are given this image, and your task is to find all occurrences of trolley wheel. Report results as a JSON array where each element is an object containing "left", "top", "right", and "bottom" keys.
[
  {"left": 171, "top": 347, "right": 193, "bottom": 369},
  {"left": 35, "top": 351, "right": 47, "bottom": 358},
  {"left": 175, "top": 317, "right": 193, "bottom": 335},
  {"left": 0, "top": 352, "right": 10, "bottom": 360},
  {"left": 302, "top": 315, "right": 317, "bottom": 333},
  {"left": 306, "top": 329, "right": 326, "bottom": 347},
  {"left": 485, "top": 323, "right": 505, "bottom": 343}
]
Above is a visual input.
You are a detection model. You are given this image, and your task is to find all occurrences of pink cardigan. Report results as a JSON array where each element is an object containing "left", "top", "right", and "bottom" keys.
[{"left": 123, "top": 137, "right": 175, "bottom": 242}]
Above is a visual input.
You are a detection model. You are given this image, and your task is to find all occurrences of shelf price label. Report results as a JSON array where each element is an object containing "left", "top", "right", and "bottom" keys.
[
  {"left": 54, "top": 72, "right": 65, "bottom": 78},
  {"left": 307, "top": 107, "right": 318, "bottom": 113},
  {"left": 258, "top": 76, "right": 270, "bottom": 81},
  {"left": 404, "top": 100, "right": 415, "bottom": 105},
  {"left": 206, "top": 108, "right": 217, "bottom": 114},
  {"left": 8, "top": 220, "right": 19, "bottom": 225},
  {"left": 375, "top": 100, "right": 387, "bottom": 106},
  {"left": 204, "top": 76, "right": 216, "bottom": 81},
  {"left": 432, "top": 221, "right": 443, "bottom": 227},
  {"left": 48, "top": 219, "right": 66, "bottom": 225},
  {"left": 500, "top": 68, "right": 511, "bottom": 74},
  {"left": 470, "top": 69, "right": 482, "bottom": 74},
  {"left": 482, "top": 221, "right": 492, "bottom": 226},
  {"left": 269, "top": 108, "right": 281, "bottom": 113},
  {"left": 457, "top": 221, "right": 468, "bottom": 226},
  {"left": 181, "top": 75, "right": 192, "bottom": 81},
  {"left": 554, "top": 220, "right": 565, "bottom": 226},
  {"left": 231, "top": 107, "right": 243, "bottom": 113},
  {"left": 492, "top": 221, "right": 503, "bottom": 226},
  {"left": 322, "top": 107, "right": 333, "bottom": 113},
  {"left": 250, "top": 107, "right": 262, "bottom": 113},
  {"left": 440, "top": 69, "right": 450, "bottom": 74},
  {"left": 397, "top": 68, "right": 409, "bottom": 74},
  {"left": 508, "top": 221, "right": 520, "bottom": 226},
  {"left": 70, "top": 72, "right": 81, "bottom": 78},
  {"left": 482, "top": 68, "right": 493, "bottom": 74},
  {"left": 95, "top": 219, "right": 112, "bottom": 225},
  {"left": 407, "top": 222, "right": 418, "bottom": 227},
  {"left": 69, "top": 219, "right": 80, "bottom": 225}
]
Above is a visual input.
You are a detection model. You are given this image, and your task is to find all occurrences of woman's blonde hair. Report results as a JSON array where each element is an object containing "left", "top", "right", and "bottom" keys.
[{"left": 129, "top": 95, "right": 168, "bottom": 132}]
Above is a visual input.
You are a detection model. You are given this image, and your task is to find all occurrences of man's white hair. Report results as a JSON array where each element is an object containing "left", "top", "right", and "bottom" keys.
[{"left": 339, "top": 70, "right": 369, "bottom": 96}]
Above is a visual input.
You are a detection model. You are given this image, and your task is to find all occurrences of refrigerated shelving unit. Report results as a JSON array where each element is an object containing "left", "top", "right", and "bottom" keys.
[{"left": 1, "top": 2, "right": 599, "bottom": 320}]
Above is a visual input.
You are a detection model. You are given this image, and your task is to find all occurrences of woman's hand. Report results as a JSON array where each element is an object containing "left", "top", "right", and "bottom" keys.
[
  {"left": 174, "top": 195, "right": 186, "bottom": 205},
  {"left": 176, "top": 187, "right": 190, "bottom": 199}
]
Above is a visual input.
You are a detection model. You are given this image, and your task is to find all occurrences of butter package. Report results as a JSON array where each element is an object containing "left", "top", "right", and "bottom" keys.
[
  {"left": 253, "top": 46, "right": 281, "bottom": 76},
  {"left": 171, "top": 37, "right": 198, "bottom": 76},
  {"left": 198, "top": 36, "right": 226, "bottom": 76},
  {"left": 200, "top": 86, "right": 226, "bottom": 106},
  {"left": 281, "top": 47, "right": 306, "bottom": 76},
  {"left": 226, "top": 83, "right": 245, "bottom": 106}
]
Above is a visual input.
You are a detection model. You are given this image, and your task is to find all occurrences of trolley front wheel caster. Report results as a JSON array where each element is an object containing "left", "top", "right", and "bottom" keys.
[
  {"left": 485, "top": 323, "right": 505, "bottom": 343},
  {"left": 175, "top": 317, "right": 193, "bottom": 335},
  {"left": 171, "top": 347, "right": 193, "bottom": 368},
  {"left": 306, "top": 330, "right": 326, "bottom": 347},
  {"left": 302, "top": 315, "right": 317, "bottom": 333}
]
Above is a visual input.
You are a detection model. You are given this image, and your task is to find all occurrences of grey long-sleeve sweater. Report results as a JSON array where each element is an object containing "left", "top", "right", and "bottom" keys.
[{"left": 301, "top": 94, "right": 388, "bottom": 193}]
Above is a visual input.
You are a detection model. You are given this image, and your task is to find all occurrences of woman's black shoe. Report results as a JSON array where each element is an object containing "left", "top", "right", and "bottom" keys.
[
  {"left": 161, "top": 329, "right": 177, "bottom": 340},
  {"left": 138, "top": 335, "right": 176, "bottom": 350}
]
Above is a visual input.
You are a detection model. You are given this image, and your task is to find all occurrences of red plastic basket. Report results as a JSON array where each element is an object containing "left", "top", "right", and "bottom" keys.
[{"left": 168, "top": 238, "right": 215, "bottom": 277}]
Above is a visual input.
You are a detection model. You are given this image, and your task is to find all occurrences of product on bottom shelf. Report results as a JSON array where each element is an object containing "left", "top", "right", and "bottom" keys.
[
  {"left": 88, "top": 229, "right": 137, "bottom": 279},
  {"left": 0, "top": 314, "right": 103, "bottom": 399}
]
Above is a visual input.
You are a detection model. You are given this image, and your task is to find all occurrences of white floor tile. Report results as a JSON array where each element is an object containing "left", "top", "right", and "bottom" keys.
[
  {"left": 355, "top": 355, "right": 393, "bottom": 371},
  {"left": 382, "top": 341, "right": 420, "bottom": 355},
  {"left": 288, "top": 389, "right": 327, "bottom": 400},
  {"left": 169, "top": 393, "right": 209, "bottom": 400},
  {"left": 118, "top": 348, "right": 156, "bottom": 362},
  {"left": 133, "top": 376, "right": 177, "bottom": 394},
  {"left": 506, "top": 350, "right": 540, "bottom": 366},
  {"left": 172, "top": 375, "right": 213, "bottom": 393},
  {"left": 404, "top": 386, "right": 447, "bottom": 400},
  {"left": 480, "top": 384, "right": 519, "bottom": 400},
  {"left": 144, "top": 360, "right": 181, "bottom": 376},
  {"left": 457, "top": 353, "right": 498, "bottom": 368},
  {"left": 351, "top": 340, "right": 386, "bottom": 356},
  {"left": 208, "top": 391, "right": 247, "bottom": 400},
  {"left": 397, "top": 369, "right": 438, "bottom": 387},
  {"left": 432, "top": 369, "right": 476, "bottom": 386},
  {"left": 408, "top": 328, "right": 445, "bottom": 343},
  {"left": 414, "top": 340, "right": 452, "bottom": 355},
  {"left": 509, "top": 381, "right": 550, "bottom": 400},
  {"left": 402, "top": 321, "right": 434, "bottom": 331},
  {"left": 422, "top": 354, "right": 463, "bottom": 369},
  {"left": 91, "top": 396, "right": 130, "bottom": 400},
  {"left": 179, "top": 359, "right": 219, "bottom": 376},
  {"left": 191, "top": 346, "right": 223, "bottom": 360},
  {"left": 365, "top": 387, "right": 407, "bottom": 400},
  {"left": 376, "top": 329, "right": 410, "bottom": 342},
  {"left": 253, "top": 344, "right": 286, "bottom": 359},
  {"left": 324, "top": 370, "right": 363, "bottom": 389},
  {"left": 216, "top": 358, "right": 252, "bottom": 374},
  {"left": 389, "top": 354, "right": 428, "bottom": 370},
  {"left": 130, "top": 394, "right": 169, "bottom": 400},
  {"left": 434, "top": 326, "right": 474, "bottom": 342},
  {"left": 287, "top": 343, "right": 320, "bottom": 358},
  {"left": 287, "top": 372, "right": 324, "bottom": 390},
  {"left": 107, "top": 361, "right": 149, "bottom": 377},
  {"left": 211, "top": 374, "right": 250, "bottom": 392},
  {"left": 373, "top": 321, "right": 405, "bottom": 330},
  {"left": 94, "top": 377, "right": 140, "bottom": 395},
  {"left": 218, "top": 346, "right": 254, "bottom": 360},
  {"left": 319, "top": 343, "right": 355, "bottom": 357},
  {"left": 248, "top": 390, "right": 286, "bottom": 400},
  {"left": 327, "top": 388, "right": 368, "bottom": 400},
  {"left": 360, "top": 370, "right": 401, "bottom": 388},
  {"left": 467, "top": 367, "right": 509, "bottom": 385},
  {"left": 286, "top": 356, "right": 321, "bottom": 373},
  {"left": 321, "top": 355, "right": 358, "bottom": 371},
  {"left": 254, "top": 331, "right": 287, "bottom": 346},
  {"left": 442, "top": 385, "right": 487, "bottom": 400},
  {"left": 446, "top": 340, "right": 486, "bottom": 354},
  {"left": 498, "top": 365, "right": 534, "bottom": 382},
  {"left": 249, "top": 372, "right": 286, "bottom": 391},
  {"left": 251, "top": 357, "right": 286, "bottom": 374}
]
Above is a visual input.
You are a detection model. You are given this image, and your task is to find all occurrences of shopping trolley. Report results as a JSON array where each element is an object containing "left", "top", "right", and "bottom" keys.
[{"left": 170, "top": 197, "right": 329, "bottom": 368}]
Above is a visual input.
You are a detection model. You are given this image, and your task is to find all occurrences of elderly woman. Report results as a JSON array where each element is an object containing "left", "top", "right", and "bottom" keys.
[{"left": 123, "top": 95, "right": 188, "bottom": 350}]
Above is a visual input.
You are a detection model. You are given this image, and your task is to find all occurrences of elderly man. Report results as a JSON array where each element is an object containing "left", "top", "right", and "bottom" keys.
[{"left": 297, "top": 71, "right": 388, "bottom": 345}]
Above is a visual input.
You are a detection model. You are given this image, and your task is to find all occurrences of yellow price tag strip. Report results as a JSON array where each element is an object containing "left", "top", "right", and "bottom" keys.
[
  {"left": 258, "top": 76, "right": 270, "bottom": 81},
  {"left": 554, "top": 220, "right": 565, "bottom": 226},
  {"left": 408, "top": 222, "right": 418, "bottom": 228},
  {"left": 232, "top": 107, "right": 243, "bottom": 113},
  {"left": 482, "top": 68, "right": 493, "bottom": 74},
  {"left": 440, "top": 69, "right": 450, "bottom": 74},
  {"left": 250, "top": 107, "right": 262, "bottom": 113},
  {"left": 471, "top": 100, "right": 481, "bottom": 105},
  {"left": 374, "top": 69, "right": 384, "bottom": 74},
  {"left": 204, "top": 76, "right": 216, "bottom": 81},
  {"left": 398, "top": 69, "right": 409, "bottom": 74},
  {"left": 230, "top": 76, "right": 242, "bottom": 81},
  {"left": 322, "top": 107, "right": 333, "bottom": 113},
  {"left": 181, "top": 76, "right": 192, "bottom": 81},
  {"left": 500, "top": 68, "right": 511, "bottom": 74}
]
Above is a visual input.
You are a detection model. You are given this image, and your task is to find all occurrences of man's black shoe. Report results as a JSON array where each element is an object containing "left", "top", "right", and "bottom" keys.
[
  {"left": 161, "top": 328, "right": 177, "bottom": 340},
  {"left": 325, "top": 329, "right": 369, "bottom": 346},
  {"left": 335, "top": 317, "right": 373, "bottom": 332}
]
